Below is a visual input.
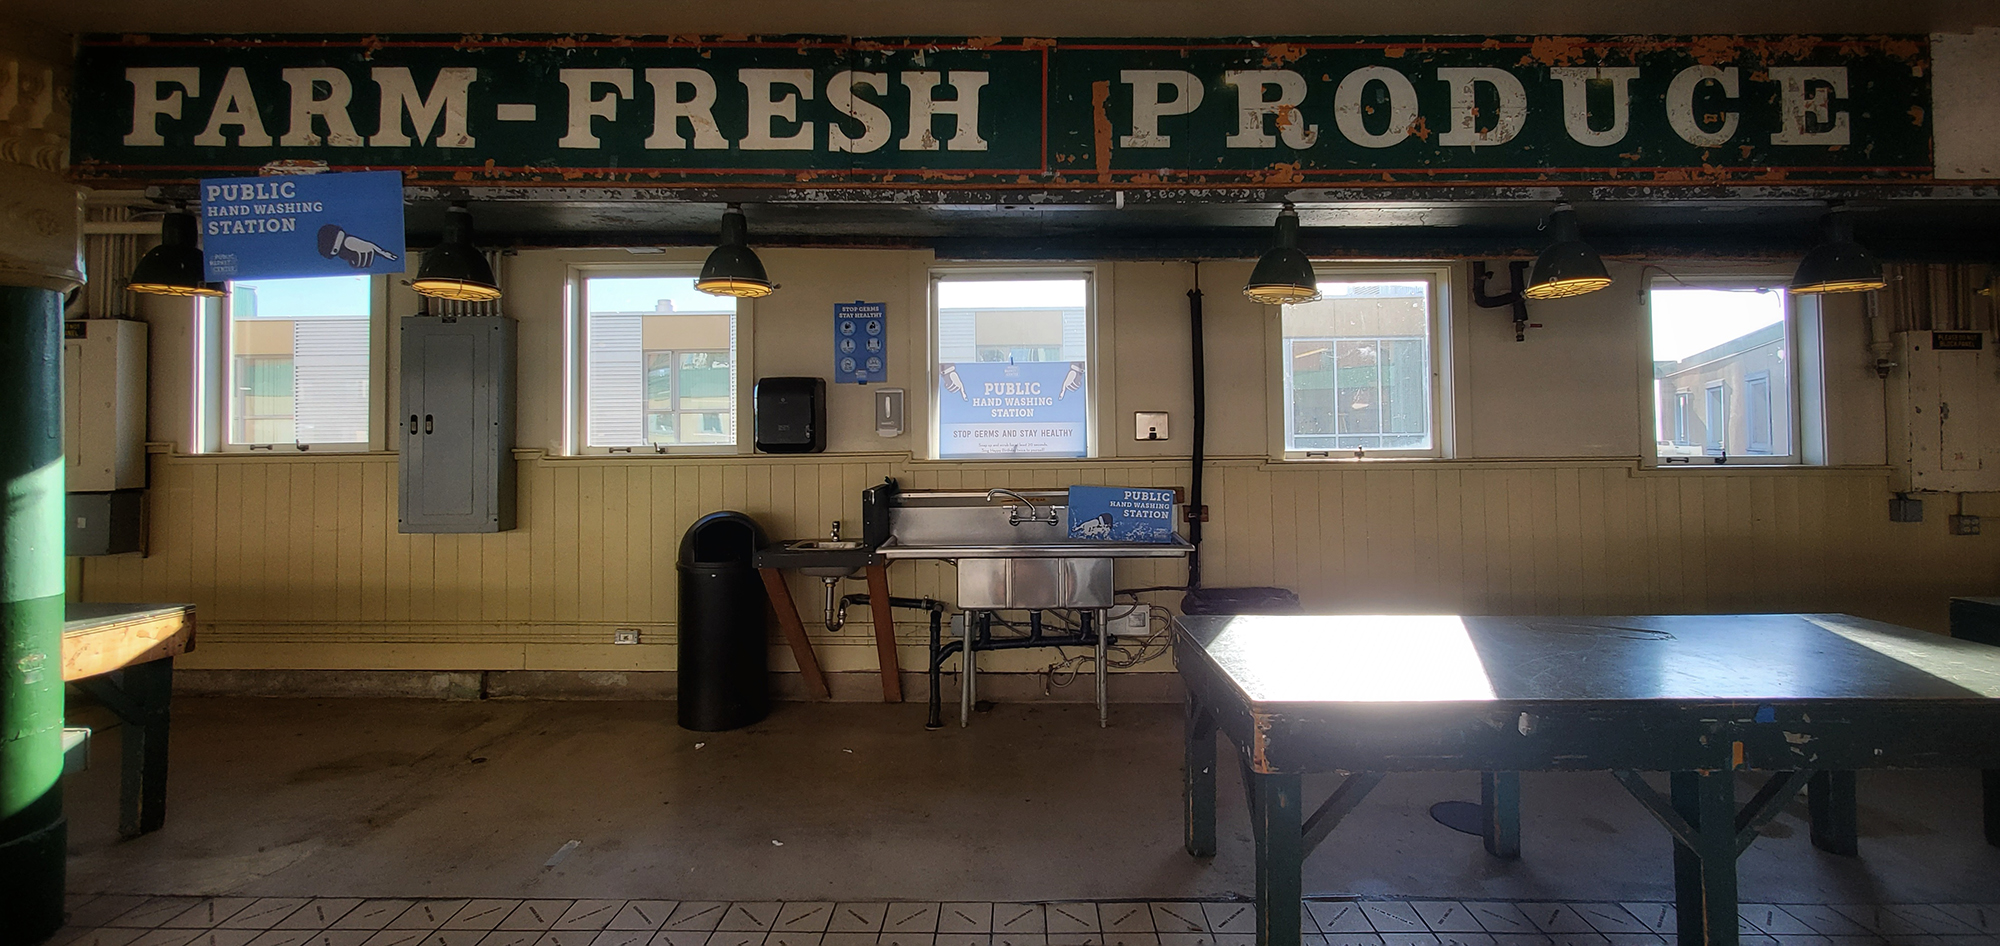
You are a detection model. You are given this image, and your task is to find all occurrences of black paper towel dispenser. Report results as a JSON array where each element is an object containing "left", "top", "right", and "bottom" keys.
[{"left": 753, "top": 377, "right": 826, "bottom": 453}]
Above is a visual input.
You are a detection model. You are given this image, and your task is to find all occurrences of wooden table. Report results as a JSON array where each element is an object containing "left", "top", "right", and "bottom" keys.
[
  {"left": 63, "top": 602, "right": 195, "bottom": 838},
  {"left": 1174, "top": 612, "right": 2000, "bottom": 946}
]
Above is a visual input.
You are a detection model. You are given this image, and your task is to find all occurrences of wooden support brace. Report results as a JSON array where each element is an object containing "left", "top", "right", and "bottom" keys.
[
  {"left": 757, "top": 568, "right": 830, "bottom": 700},
  {"left": 864, "top": 563, "right": 903, "bottom": 702}
]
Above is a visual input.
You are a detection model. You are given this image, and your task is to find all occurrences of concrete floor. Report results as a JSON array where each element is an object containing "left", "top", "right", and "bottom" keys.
[{"left": 58, "top": 697, "right": 2000, "bottom": 909}]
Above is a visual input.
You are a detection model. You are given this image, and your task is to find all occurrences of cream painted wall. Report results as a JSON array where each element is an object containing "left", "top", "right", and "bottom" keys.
[{"left": 86, "top": 238, "right": 2000, "bottom": 682}]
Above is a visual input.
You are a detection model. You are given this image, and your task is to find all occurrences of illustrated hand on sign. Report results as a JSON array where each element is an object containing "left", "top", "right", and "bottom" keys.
[{"left": 317, "top": 224, "right": 400, "bottom": 269}]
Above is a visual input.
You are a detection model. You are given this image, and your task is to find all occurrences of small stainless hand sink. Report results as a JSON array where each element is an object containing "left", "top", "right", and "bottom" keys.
[{"left": 753, "top": 538, "right": 877, "bottom": 578}]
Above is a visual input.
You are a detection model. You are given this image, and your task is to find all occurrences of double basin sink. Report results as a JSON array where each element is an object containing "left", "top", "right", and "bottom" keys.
[{"left": 760, "top": 489, "right": 1191, "bottom": 610}]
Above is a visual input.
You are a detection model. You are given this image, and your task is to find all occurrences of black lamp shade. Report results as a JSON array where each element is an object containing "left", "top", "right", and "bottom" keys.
[
  {"left": 128, "top": 211, "right": 224, "bottom": 297},
  {"left": 412, "top": 205, "right": 502, "bottom": 302},
  {"left": 1243, "top": 204, "right": 1320, "bottom": 305},
  {"left": 1522, "top": 204, "right": 1611, "bottom": 300},
  {"left": 1790, "top": 209, "right": 1884, "bottom": 294},
  {"left": 697, "top": 205, "right": 774, "bottom": 298}
]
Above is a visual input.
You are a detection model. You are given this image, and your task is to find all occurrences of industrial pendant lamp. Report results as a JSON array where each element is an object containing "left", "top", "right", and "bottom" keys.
[
  {"left": 1789, "top": 205, "right": 1885, "bottom": 295},
  {"left": 128, "top": 209, "right": 224, "bottom": 297},
  {"left": 696, "top": 203, "right": 775, "bottom": 298},
  {"left": 1243, "top": 202, "right": 1320, "bottom": 305},
  {"left": 1522, "top": 203, "right": 1612, "bottom": 300},
  {"left": 411, "top": 204, "right": 502, "bottom": 302}
]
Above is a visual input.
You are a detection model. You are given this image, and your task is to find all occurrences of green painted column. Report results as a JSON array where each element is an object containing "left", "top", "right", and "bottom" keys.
[{"left": 0, "top": 285, "right": 67, "bottom": 946}]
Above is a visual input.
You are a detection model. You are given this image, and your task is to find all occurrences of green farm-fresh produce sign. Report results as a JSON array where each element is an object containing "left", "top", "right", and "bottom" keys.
[{"left": 71, "top": 34, "right": 1933, "bottom": 188}]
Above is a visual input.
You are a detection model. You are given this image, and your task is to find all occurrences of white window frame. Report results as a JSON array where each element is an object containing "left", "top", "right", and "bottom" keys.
[
  {"left": 928, "top": 265, "right": 1104, "bottom": 461},
  {"left": 565, "top": 263, "right": 754, "bottom": 456},
  {"left": 1641, "top": 272, "right": 1823, "bottom": 468},
  {"left": 198, "top": 275, "right": 389, "bottom": 454},
  {"left": 1267, "top": 262, "right": 1455, "bottom": 461}
]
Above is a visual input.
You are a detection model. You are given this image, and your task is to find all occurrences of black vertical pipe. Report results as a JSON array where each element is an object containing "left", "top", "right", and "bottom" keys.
[{"left": 1186, "top": 275, "right": 1206, "bottom": 591}]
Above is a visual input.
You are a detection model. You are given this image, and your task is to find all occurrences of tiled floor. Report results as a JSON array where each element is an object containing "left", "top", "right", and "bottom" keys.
[{"left": 48, "top": 898, "right": 2000, "bottom": 946}]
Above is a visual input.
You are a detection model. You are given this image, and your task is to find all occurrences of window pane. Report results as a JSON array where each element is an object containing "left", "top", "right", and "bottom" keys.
[
  {"left": 1651, "top": 287, "right": 1790, "bottom": 460},
  {"left": 586, "top": 276, "right": 736, "bottom": 447},
  {"left": 936, "top": 277, "right": 1089, "bottom": 458},
  {"left": 226, "top": 276, "right": 369, "bottom": 445},
  {"left": 1282, "top": 279, "right": 1433, "bottom": 453}
]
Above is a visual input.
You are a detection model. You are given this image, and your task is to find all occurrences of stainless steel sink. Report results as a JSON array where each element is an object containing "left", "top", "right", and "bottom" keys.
[
  {"left": 877, "top": 490, "right": 1192, "bottom": 609},
  {"left": 753, "top": 538, "right": 875, "bottom": 579}
]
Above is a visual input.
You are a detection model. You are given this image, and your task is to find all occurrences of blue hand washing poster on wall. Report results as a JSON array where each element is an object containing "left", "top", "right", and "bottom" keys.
[
  {"left": 199, "top": 170, "right": 406, "bottom": 281},
  {"left": 1067, "top": 486, "right": 1178, "bottom": 543},
  {"left": 936, "top": 360, "right": 1087, "bottom": 458},
  {"left": 834, "top": 301, "right": 888, "bottom": 384}
]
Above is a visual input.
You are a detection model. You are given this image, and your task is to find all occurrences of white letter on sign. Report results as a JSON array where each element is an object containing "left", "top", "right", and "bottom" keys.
[
  {"left": 828, "top": 71, "right": 892, "bottom": 154},
  {"left": 281, "top": 68, "right": 363, "bottom": 147},
  {"left": 1333, "top": 66, "right": 1419, "bottom": 149},
  {"left": 1437, "top": 67, "right": 1526, "bottom": 148},
  {"left": 558, "top": 69, "right": 634, "bottom": 149},
  {"left": 1119, "top": 70, "right": 1204, "bottom": 148},
  {"left": 192, "top": 67, "right": 272, "bottom": 147},
  {"left": 1665, "top": 65, "right": 1739, "bottom": 148},
  {"left": 741, "top": 69, "right": 815, "bottom": 151},
  {"left": 1223, "top": 70, "right": 1317, "bottom": 149},
  {"left": 370, "top": 67, "right": 478, "bottom": 148},
  {"left": 1769, "top": 67, "right": 1851, "bottom": 146},
  {"left": 1550, "top": 67, "right": 1639, "bottom": 147},
  {"left": 125, "top": 67, "right": 200, "bottom": 147},
  {"left": 643, "top": 69, "right": 727, "bottom": 150},
  {"left": 901, "top": 72, "right": 990, "bottom": 152}
]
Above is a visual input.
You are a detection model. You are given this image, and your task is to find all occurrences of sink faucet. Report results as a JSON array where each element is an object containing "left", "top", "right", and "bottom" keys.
[
  {"left": 986, "top": 487, "right": 1059, "bottom": 527},
  {"left": 829, "top": 520, "right": 841, "bottom": 541}
]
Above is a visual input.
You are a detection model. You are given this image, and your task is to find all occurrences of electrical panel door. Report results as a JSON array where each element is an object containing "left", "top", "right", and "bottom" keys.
[
  {"left": 399, "top": 316, "right": 517, "bottom": 532},
  {"left": 1887, "top": 330, "right": 2000, "bottom": 493}
]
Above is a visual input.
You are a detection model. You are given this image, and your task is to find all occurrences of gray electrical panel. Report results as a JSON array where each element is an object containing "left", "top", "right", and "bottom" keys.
[{"left": 399, "top": 316, "right": 517, "bottom": 533}]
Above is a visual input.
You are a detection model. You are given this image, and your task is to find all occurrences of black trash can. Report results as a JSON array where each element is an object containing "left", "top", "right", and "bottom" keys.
[{"left": 677, "top": 511, "right": 771, "bottom": 731}]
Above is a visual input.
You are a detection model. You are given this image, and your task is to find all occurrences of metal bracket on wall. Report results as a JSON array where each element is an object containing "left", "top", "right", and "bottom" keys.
[{"left": 1471, "top": 260, "right": 1534, "bottom": 342}]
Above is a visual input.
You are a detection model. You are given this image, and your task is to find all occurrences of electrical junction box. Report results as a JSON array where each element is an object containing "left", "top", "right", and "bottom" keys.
[
  {"left": 1110, "top": 604, "right": 1152, "bottom": 641},
  {"left": 63, "top": 319, "right": 148, "bottom": 492},
  {"left": 1888, "top": 331, "right": 2000, "bottom": 493}
]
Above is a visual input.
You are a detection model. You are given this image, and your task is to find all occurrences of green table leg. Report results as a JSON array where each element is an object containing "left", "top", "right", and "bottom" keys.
[
  {"left": 1671, "top": 770, "right": 1740, "bottom": 946},
  {"left": 1985, "top": 771, "right": 2000, "bottom": 848},
  {"left": 77, "top": 659, "right": 176, "bottom": 838},
  {"left": 1808, "top": 771, "right": 1858, "bottom": 856},
  {"left": 1184, "top": 695, "right": 1217, "bottom": 858},
  {"left": 1252, "top": 772, "right": 1303, "bottom": 946},
  {"left": 1480, "top": 771, "right": 1521, "bottom": 859}
]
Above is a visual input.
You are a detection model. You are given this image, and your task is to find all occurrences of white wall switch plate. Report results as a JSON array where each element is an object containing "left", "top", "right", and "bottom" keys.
[{"left": 1135, "top": 412, "right": 1169, "bottom": 440}]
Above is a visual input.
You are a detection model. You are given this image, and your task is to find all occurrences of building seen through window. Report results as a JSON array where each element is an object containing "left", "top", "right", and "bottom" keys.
[
  {"left": 226, "top": 275, "right": 371, "bottom": 446},
  {"left": 584, "top": 275, "right": 737, "bottom": 448},
  {"left": 1650, "top": 287, "right": 1790, "bottom": 461},
  {"left": 1280, "top": 279, "right": 1436, "bottom": 454}
]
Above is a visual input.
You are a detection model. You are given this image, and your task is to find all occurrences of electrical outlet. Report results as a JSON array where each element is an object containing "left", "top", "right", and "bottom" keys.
[
  {"left": 613, "top": 628, "right": 641, "bottom": 644},
  {"left": 1110, "top": 604, "right": 1152, "bottom": 641},
  {"left": 1951, "top": 515, "right": 1981, "bottom": 536}
]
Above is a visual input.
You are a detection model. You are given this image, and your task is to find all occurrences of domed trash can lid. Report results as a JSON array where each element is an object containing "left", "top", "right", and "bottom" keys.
[{"left": 679, "top": 511, "right": 769, "bottom": 568}]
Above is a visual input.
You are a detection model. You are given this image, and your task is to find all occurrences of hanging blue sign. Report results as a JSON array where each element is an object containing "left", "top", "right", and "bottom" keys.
[
  {"left": 834, "top": 301, "right": 888, "bottom": 384},
  {"left": 198, "top": 169, "right": 406, "bottom": 281},
  {"left": 936, "top": 360, "right": 1087, "bottom": 458}
]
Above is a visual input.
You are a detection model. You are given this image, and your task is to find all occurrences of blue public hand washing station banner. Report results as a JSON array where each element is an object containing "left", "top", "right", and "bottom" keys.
[
  {"left": 936, "top": 360, "right": 1087, "bottom": 458},
  {"left": 834, "top": 301, "right": 888, "bottom": 384},
  {"left": 199, "top": 170, "right": 406, "bottom": 280},
  {"left": 1067, "top": 486, "right": 1178, "bottom": 543}
]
